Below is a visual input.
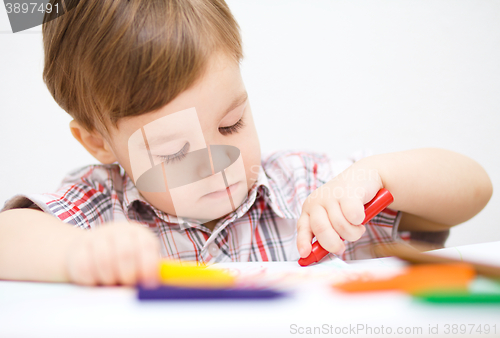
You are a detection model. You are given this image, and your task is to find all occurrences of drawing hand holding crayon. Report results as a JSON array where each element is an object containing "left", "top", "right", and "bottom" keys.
[
  {"left": 296, "top": 168, "right": 388, "bottom": 262},
  {"left": 298, "top": 189, "right": 394, "bottom": 266}
]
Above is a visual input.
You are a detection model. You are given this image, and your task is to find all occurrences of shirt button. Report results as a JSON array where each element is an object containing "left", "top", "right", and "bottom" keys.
[{"left": 208, "top": 243, "right": 219, "bottom": 256}]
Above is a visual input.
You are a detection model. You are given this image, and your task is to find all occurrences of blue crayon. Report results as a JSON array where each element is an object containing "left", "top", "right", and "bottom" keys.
[{"left": 137, "top": 285, "right": 287, "bottom": 301}]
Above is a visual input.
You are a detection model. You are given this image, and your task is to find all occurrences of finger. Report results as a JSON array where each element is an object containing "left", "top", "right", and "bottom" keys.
[
  {"left": 91, "top": 234, "right": 117, "bottom": 286},
  {"left": 113, "top": 232, "right": 138, "bottom": 286},
  {"left": 309, "top": 205, "right": 344, "bottom": 254},
  {"left": 296, "top": 212, "right": 313, "bottom": 258},
  {"left": 338, "top": 196, "right": 365, "bottom": 225},
  {"left": 324, "top": 200, "right": 366, "bottom": 242},
  {"left": 68, "top": 233, "right": 98, "bottom": 286},
  {"left": 137, "top": 235, "right": 161, "bottom": 288}
]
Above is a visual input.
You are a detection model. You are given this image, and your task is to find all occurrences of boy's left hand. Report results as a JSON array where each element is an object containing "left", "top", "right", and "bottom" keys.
[{"left": 296, "top": 165, "right": 383, "bottom": 258}]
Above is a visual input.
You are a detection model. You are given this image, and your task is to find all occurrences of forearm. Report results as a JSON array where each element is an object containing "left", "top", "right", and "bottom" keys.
[
  {"left": 0, "top": 209, "right": 84, "bottom": 282},
  {"left": 355, "top": 148, "right": 492, "bottom": 226}
]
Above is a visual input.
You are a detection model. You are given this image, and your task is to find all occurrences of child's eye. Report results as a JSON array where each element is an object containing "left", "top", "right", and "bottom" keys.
[
  {"left": 156, "top": 142, "right": 190, "bottom": 164},
  {"left": 219, "top": 118, "right": 245, "bottom": 136}
]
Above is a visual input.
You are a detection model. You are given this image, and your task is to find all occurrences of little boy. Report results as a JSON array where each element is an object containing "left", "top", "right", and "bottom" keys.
[{"left": 0, "top": 0, "right": 492, "bottom": 288}]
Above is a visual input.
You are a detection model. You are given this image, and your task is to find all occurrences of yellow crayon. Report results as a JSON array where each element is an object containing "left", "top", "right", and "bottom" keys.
[{"left": 159, "top": 260, "right": 235, "bottom": 288}]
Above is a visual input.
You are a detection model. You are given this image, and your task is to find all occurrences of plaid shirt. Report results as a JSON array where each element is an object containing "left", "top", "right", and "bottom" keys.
[{"left": 3, "top": 150, "right": 421, "bottom": 263}]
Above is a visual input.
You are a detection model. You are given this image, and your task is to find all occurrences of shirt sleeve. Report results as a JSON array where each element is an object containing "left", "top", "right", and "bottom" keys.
[{"left": 1, "top": 165, "right": 118, "bottom": 230}]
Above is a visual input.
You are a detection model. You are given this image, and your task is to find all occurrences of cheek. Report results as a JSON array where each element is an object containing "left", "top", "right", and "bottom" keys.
[
  {"left": 111, "top": 140, "right": 178, "bottom": 213},
  {"left": 239, "top": 137, "right": 261, "bottom": 187}
]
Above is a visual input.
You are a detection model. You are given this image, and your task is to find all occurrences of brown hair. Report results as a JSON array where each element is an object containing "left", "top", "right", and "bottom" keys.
[{"left": 42, "top": 0, "right": 243, "bottom": 136}]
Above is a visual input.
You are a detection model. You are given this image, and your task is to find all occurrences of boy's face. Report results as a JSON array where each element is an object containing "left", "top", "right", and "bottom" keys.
[{"left": 104, "top": 53, "right": 261, "bottom": 222}]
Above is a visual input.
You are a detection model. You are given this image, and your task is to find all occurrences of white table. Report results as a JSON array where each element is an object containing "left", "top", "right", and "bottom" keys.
[{"left": 1, "top": 241, "right": 500, "bottom": 338}]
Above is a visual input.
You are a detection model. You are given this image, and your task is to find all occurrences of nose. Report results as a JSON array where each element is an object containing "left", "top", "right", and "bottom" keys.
[
  {"left": 196, "top": 145, "right": 239, "bottom": 179},
  {"left": 196, "top": 152, "right": 214, "bottom": 180},
  {"left": 212, "top": 149, "right": 232, "bottom": 173},
  {"left": 210, "top": 145, "right": 240, "bottom": 173}
]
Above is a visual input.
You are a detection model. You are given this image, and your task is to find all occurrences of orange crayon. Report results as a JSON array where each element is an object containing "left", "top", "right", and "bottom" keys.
[{"left": 333, "top": 263, "right": 476, "bottom": 295}]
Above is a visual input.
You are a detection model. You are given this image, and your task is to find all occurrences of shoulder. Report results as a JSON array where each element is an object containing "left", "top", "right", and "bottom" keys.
[
  {"left": 262, "top": 150, "right": 334, "bottom": 188},
  {"left": 262, "top": 150, "right": 332, "bottom": 169},
  {"left": 260, "top": 150, "right": 334, "bottom": 217},
  {"left": 2, "top": 164, "right": 127, "bottom": 229},
  {"left": 262, "top": 149, "right": 374, "bottom": 180},
  {"left": 50, "top": 164, "right": 127, "bottom": 226},
  {"left": 61, "top": 163, "right": 125, "bottom": 195}
]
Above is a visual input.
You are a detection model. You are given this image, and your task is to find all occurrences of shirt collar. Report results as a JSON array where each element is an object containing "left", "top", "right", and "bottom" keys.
[{"left": 121, "top": 164, "right": 292, "bottom": 231}]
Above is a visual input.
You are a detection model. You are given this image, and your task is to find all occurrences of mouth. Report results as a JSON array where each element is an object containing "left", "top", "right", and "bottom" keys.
[{"left": 203, "top": 182, "right": 240, "bottom": 199}]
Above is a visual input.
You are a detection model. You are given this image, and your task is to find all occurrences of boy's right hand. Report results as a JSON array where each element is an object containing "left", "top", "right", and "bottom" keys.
[{"left": 65, "top": 221, "right": 161, "bottom": 287}]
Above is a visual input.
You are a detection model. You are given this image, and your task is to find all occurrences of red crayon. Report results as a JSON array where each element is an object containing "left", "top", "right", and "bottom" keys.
[{"left": 298, "top": 189, "right": 394, "bottom": 267}]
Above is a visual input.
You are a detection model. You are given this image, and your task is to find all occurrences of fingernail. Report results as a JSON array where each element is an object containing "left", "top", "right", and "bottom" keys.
[{"left": 298, "top": 247, "right": 305, "bottom": 257}]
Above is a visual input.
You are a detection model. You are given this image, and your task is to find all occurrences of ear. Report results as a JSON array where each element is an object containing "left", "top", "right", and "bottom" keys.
[{"left": 69, "top": 120, "right": 117, "bottom": 164}]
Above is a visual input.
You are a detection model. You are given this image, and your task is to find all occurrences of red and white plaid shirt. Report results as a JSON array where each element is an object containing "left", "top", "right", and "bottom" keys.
[{"left": 3, "top": 150, "right": 422, "bottom": 263}]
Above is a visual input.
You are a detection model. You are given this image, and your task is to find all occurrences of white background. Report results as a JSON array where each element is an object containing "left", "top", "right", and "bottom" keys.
[{"left": 0, "top": 0, "right": 498, "bottom": 247}]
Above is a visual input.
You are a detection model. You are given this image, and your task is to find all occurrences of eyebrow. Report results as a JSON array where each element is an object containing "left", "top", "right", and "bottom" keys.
[{"left": 221, "top": 91, "right": 248, "bottom": 119}]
